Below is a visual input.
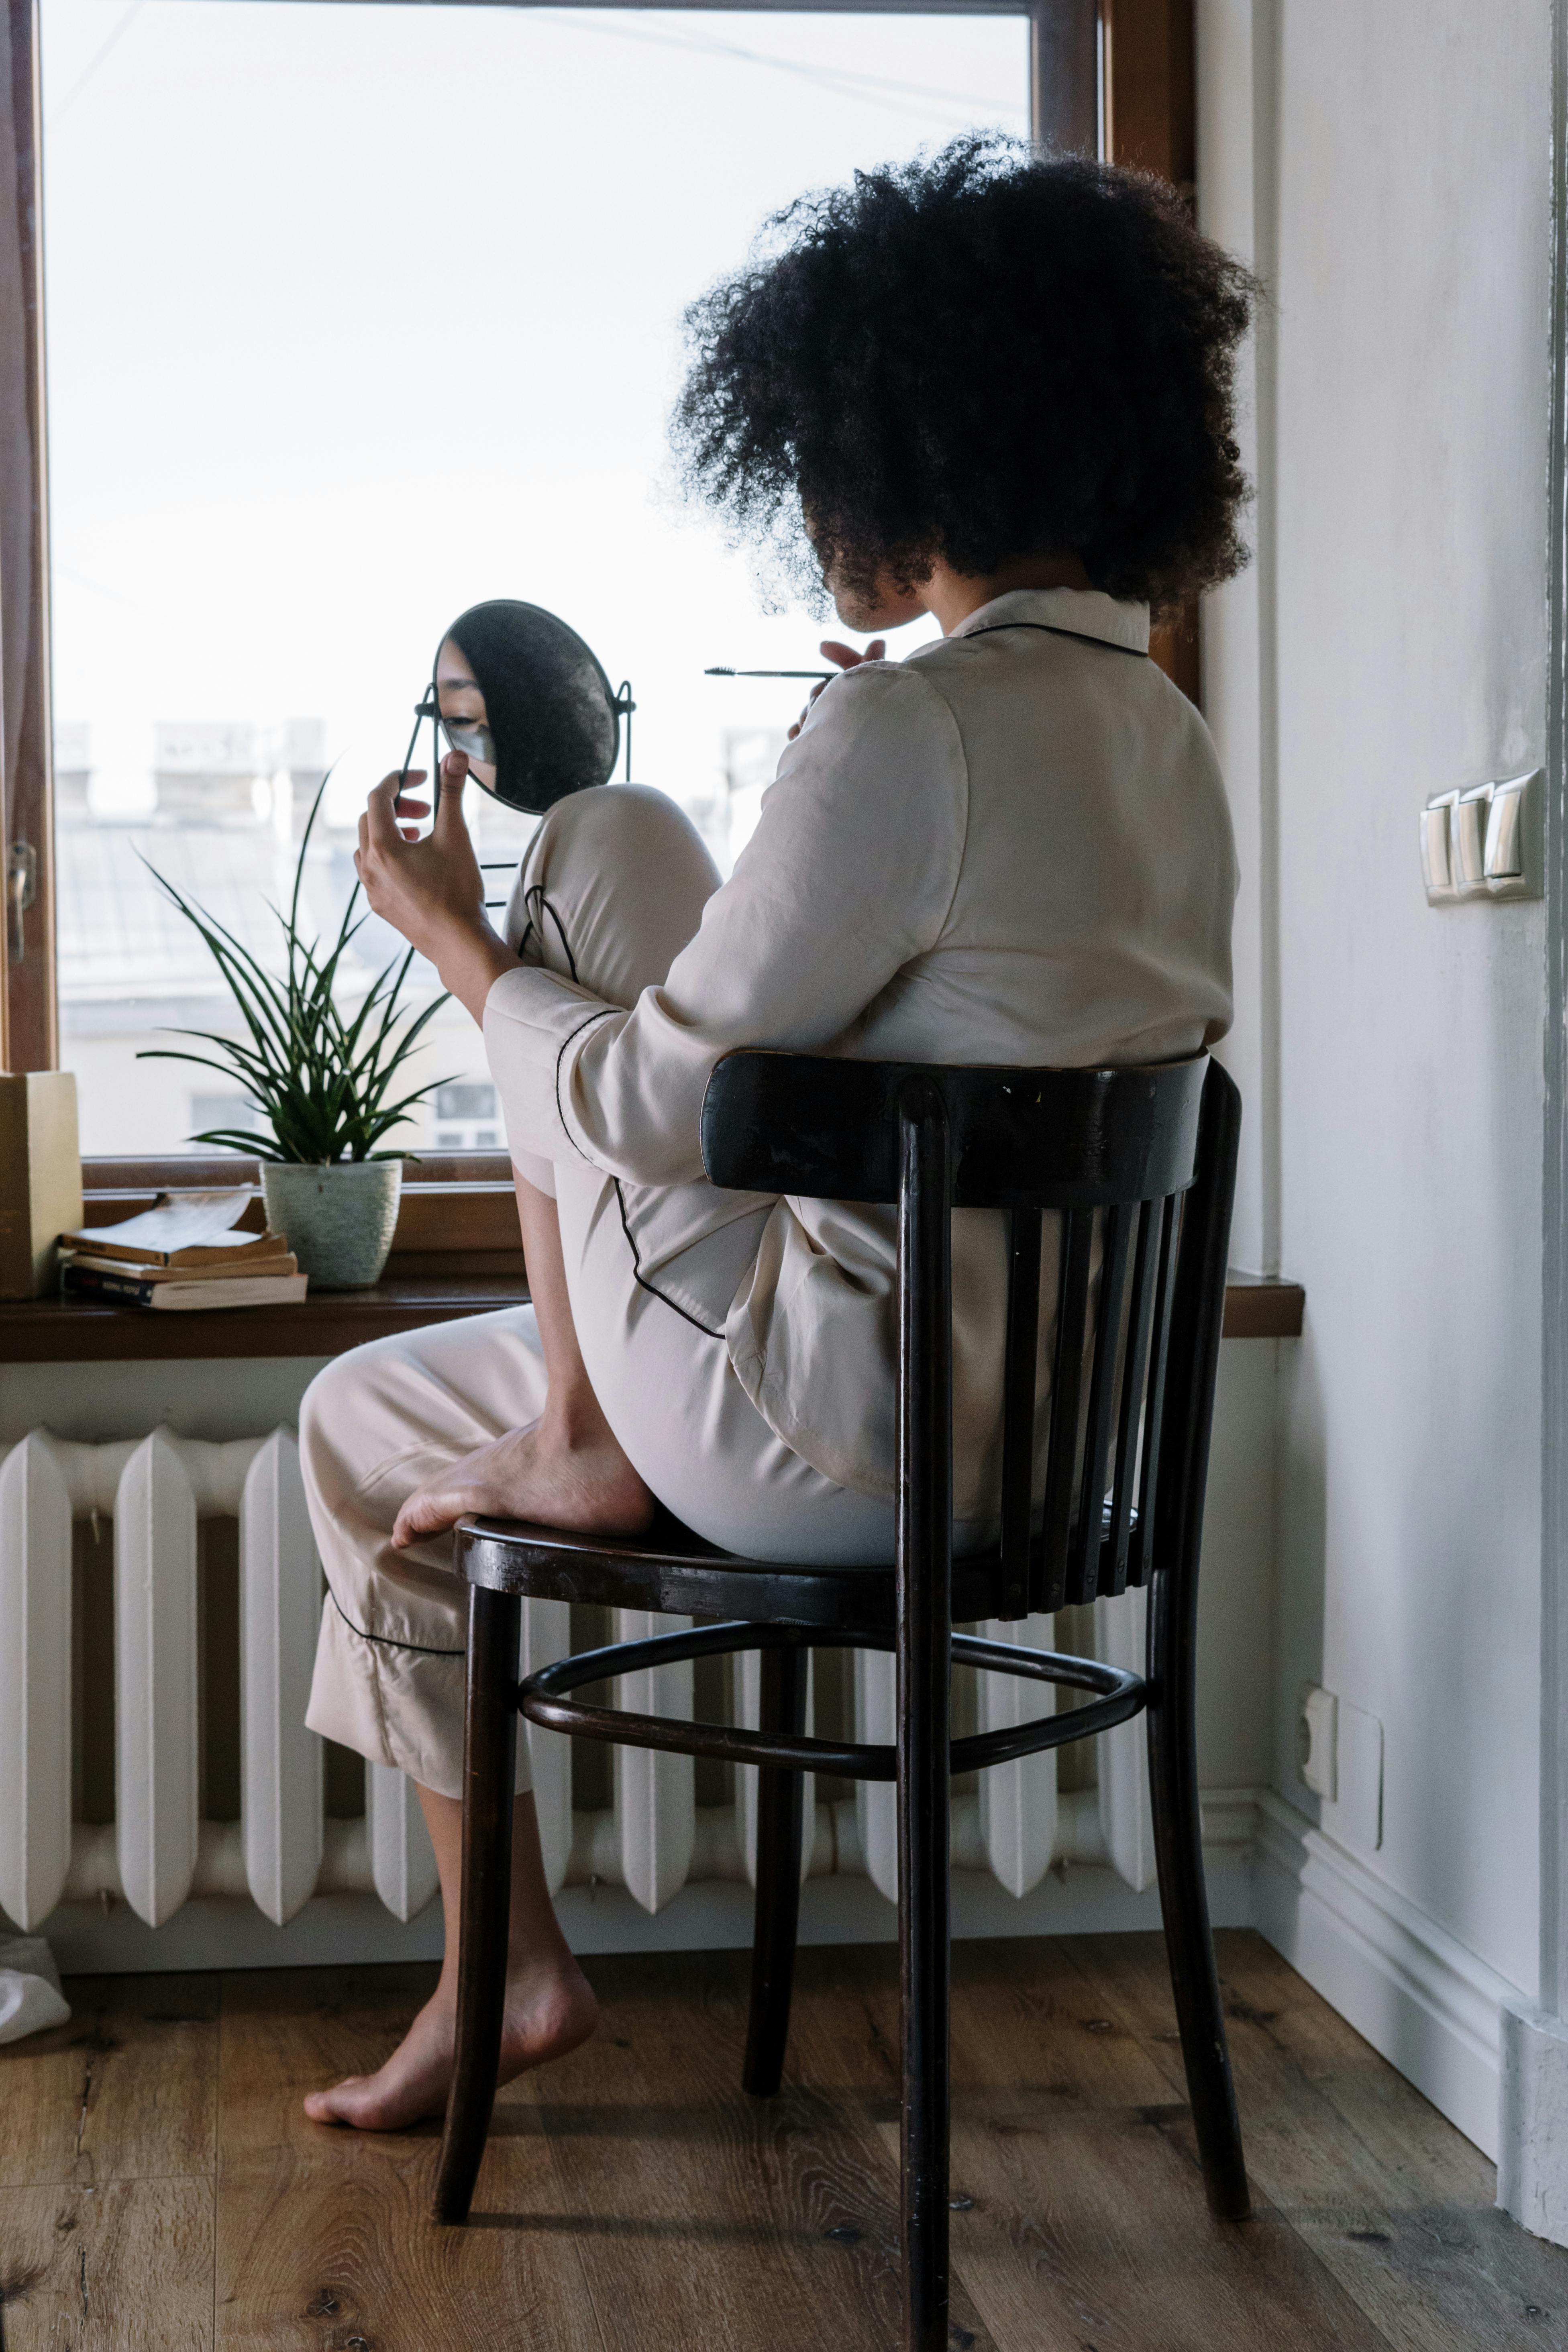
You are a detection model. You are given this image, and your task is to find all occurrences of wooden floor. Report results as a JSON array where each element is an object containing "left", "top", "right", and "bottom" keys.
[{"left": 2, "top": 1929, "right": 1564, "bottom": 2350}]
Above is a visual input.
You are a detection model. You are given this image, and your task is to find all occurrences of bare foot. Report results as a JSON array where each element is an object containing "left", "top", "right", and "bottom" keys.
[
  {"left": 391, "top": 1419, "right": 655, "bottom": 1550},
  {"left": 302, "top": 1953, "right": 599, "bottom": 2132}
]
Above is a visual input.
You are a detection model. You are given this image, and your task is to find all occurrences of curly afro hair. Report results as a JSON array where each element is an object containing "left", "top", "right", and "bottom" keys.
[{"left": 672, "top": 137, "right": 1256, "bottom": 616}]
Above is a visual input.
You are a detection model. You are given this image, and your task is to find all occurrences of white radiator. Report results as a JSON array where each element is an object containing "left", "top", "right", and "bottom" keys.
[{"left": 0, "top": 1424, "right": 1153, "bottom": 1940}]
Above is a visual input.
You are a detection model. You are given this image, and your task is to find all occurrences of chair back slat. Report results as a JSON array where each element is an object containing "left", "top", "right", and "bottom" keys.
[
  {"left": 1127, "top": 1195, "right": 1180, "bottom": 1587},
  {"left": 699, "top": 1049, "right": 1230, "bottom": 1620},
  {"left": 1102, "top": 1198, "right": 1158, "bottom": 1597},
  {"left": 702, "top": 1053, "right": 1204, "bottom": 1208},
  {"left": 1035, "top": 1207, "right": 1093, "bottom": 1614},
  {"left": 998, "top": 1207, "right": 1042, "bottom": 1618},
  {"left": 1066, "top": 1202, "right": 1133, "bottom": 1606}
]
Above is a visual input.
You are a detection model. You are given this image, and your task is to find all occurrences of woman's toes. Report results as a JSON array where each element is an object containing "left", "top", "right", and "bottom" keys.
[{"left": 303, "top": 2077, "right": 367, "bottom": 2126}]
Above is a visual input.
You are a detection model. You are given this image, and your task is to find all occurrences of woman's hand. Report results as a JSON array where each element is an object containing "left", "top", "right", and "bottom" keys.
[
  {"left": 786, "top": 637, "right": 887, "bottom": 741},
  {"left": 355, "top": 751, "right": 518, "bottom": 1025}
]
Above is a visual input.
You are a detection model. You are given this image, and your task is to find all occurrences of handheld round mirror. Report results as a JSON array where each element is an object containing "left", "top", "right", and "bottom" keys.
[{"left": 431, "top": 600, "right": 626, "bottom": 814}]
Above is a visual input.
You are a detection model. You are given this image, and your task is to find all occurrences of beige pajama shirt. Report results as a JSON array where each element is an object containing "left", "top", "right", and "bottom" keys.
[{"left": 302, "top": 587, "right": 1238, "bottom": 1799}]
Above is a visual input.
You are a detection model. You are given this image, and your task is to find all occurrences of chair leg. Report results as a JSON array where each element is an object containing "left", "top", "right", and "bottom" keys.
[
  {"left": 742, "top": 1640, "right": 807, "bottom": 2097},
  {"left": 434, "top": 1583, "right": 521, "bottom": 2226},
  {"left": 1146, "top": 1561, "right": 1250, "bottom": 2220},
  {"left": 898, "top": 1608, "right": 952, "bottom": 2352},
  {"left": 896, "top": 1079, "right": 954, "bottom": 2352}
]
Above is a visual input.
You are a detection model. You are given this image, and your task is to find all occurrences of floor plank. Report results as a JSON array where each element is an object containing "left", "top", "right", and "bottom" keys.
[
  {"left": 0, "top": 2179, "right": 214, "bottom": 2350},
  {"left": 793, "top": 1937, "right": 1390, "bottom": 2352},
  {"left": 516, "top": 1948, "right": 997, "bottom": 2352},
  {"left": 1075, "top": 1930, "right": 1568, "bottom": 2352},
  {"left": 0, "top": 1974, "right": 220, "bottom": 2189},
  {"left": 8, "top": 1932, "right": 1562, "bottom": 2352},
  {"left": 212, "top": 1966, "right": 604, "bottom": 2352}
]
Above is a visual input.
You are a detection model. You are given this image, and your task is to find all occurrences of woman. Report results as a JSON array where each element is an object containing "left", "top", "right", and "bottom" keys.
[{"left": 301, "top": 138, "right": 1253, "bottom": 2129}]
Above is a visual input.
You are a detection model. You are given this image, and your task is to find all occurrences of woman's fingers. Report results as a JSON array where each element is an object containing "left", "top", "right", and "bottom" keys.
[
  {"left": 365, "top": 774, "right": 407, "bottom": 852},
  {"left": 392, "top": 785, "right": 430, "bottom": 845},
  {"left": 433, "top": 750, "right": 469, "bottom": 839}
]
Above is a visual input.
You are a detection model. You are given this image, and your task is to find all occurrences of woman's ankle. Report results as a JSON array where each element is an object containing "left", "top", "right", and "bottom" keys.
[{"left": 542, "top": 1391, "right": 622, "bottom": 1454}]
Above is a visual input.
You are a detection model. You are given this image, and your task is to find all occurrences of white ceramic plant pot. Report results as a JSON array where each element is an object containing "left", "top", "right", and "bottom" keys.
[{"left": 260, "top": 1159, "right": 403, "bottom": 1291}]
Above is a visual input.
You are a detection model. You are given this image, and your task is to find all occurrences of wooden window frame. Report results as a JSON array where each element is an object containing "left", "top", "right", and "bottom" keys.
[{"left": 0, "top": 0, "right": 1194, "bottom": 1206}]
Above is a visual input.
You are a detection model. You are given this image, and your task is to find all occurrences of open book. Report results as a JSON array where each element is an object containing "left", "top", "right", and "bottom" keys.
[{"left": 60, "top": 1189, "right": 288, "bottom": 1270}]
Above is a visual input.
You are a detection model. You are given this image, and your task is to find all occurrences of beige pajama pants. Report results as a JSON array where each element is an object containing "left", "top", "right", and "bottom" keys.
[{"left": 302, "top": 785, "right": 958, "bottom": 1802}]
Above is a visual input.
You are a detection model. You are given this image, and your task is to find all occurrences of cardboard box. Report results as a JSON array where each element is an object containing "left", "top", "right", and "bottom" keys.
[{"left": 0, "top": 1072, "right": 83, "bottom": 1298}]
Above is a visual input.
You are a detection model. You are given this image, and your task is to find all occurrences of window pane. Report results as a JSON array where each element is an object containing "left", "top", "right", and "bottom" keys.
[{"left": 42, "top": 1, "right": 1027, "bottom": 1157}]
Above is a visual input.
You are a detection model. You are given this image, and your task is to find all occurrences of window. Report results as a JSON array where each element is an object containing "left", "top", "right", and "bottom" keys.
[{"left": 0, "top": 0, "right": 1193, "bottom": 1166}]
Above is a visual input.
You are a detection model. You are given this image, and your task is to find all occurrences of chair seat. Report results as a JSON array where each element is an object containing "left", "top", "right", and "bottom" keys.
[
  {"left": 457, "top": 1504, "right": 1019, "bottom": 1634},
  {"left": 457, "top": 1490, "right": 1142, "bottom": 1632}
]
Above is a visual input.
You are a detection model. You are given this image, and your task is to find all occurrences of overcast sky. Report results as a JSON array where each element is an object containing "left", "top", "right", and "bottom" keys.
[{"left": 41, "top": 0, "right": 1028, "bottom": 827}]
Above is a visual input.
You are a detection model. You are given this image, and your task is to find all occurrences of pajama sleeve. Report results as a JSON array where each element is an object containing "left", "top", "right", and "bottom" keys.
[{"left": 482, "top": 660, "right": 969, "bottom": 1186}]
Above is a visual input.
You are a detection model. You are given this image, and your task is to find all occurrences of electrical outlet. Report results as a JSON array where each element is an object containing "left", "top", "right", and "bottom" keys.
[
  {"left": 1296, "top": 1682, "right": 1385, "bottom": 1850},
  {"left": 1296, "top": 1684, "right": 1337, "bottom": 1801}
]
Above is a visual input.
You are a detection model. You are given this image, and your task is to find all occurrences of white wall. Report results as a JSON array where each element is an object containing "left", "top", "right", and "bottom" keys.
[{"left": 1200, "top": 0, "right": 1550, "bottom": 2015}]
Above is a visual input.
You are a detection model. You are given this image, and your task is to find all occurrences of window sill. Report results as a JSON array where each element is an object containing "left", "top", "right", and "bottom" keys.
[
  {"left": 0, "top": 1273, "right": 1304, "bottom": 1365},
  {"left": 0, "top": 1273, "right": 531, "bottom": 1362}
]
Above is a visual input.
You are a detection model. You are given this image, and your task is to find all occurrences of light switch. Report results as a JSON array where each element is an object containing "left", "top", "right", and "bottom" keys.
[
  {"left": 1454, "top": 785, "right": 1491, "bottom": 887},
  {"left": 1423, "top": 769, "right": 1541, "bottom": 904},
  {"left": 1484, "top": 768, "right": 1541, "bottom": 892},
  {"left": 1419, "top": 796, "right": 1454, "bottom": 896},
  {"left": 1485, "top": 788, "right": 1524, "bottom": 877}
]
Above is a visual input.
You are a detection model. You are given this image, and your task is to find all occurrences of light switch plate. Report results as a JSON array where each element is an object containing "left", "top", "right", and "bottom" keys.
[{"left": 1424, "top": 769, "right": 1542, "bottom": 904}]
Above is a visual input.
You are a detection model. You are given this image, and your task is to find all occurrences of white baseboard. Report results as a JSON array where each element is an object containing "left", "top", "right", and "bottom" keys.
[{"left": 1250, "top": 1787, "right": 1519, "bottom": 2163}]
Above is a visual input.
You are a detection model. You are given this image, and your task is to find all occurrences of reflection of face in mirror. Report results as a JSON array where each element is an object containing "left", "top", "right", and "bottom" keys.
[
  {"left": 435, "top": 636, "right": 499, "bottom": 795},
  {"left": 436, "top": 600, "right": 621, "bottom": 814}
]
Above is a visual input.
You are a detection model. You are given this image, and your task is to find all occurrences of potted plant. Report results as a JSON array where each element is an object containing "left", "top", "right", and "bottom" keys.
[{"left": 137, "top": 780, "right": 453, "bottom": 1289}]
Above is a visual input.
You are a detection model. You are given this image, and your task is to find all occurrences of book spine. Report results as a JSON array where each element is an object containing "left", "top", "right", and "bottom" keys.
[{"left": 61, "top": 1263, "right": 159, "bottom": 1307}]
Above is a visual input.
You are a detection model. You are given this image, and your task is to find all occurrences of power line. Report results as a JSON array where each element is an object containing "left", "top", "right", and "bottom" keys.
[
  {"left": 529, "top": 9, "right": 1027, "bottom": 126},
  {"left": 47, "top": 0, "right": 147, "bottom": 128}
]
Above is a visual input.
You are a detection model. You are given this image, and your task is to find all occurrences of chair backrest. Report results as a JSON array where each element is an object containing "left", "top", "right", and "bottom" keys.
[{"left": 701, "top": 1052, "right": 1241, "bottom": 1616}]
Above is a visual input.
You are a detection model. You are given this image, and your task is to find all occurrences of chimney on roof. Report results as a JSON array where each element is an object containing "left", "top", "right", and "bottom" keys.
[
  {"left": 153, "top": 720, "right": 266, "bottom": 824},
  {"left": 286, "top": 716, "right": 329, "bottom": 840}
]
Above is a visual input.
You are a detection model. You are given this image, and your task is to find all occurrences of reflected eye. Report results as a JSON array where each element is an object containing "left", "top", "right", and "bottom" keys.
[{"left": 439, "top": 715, "right": 497, "bottom": 764}]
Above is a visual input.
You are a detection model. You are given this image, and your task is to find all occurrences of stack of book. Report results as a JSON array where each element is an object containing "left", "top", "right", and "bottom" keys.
[{"left": 58, "top": 1189, "right": 307, "bottom": 1312}]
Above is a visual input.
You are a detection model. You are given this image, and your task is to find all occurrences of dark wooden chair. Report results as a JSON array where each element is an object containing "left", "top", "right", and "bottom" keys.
[{"left": 433, "top": 1049, "right": 1250, "bottom": 2350}]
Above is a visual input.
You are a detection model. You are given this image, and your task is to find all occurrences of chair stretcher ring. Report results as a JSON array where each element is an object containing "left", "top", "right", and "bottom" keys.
[{"left": 516, "top": 1618, "right": 1147, "bottom": 1785}]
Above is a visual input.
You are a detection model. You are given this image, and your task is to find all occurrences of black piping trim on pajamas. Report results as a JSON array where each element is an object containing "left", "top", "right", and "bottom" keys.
[
  {"left": 329, "top": 1584, "right": 465, "bottom": 1658},
  {"left": 553, "top": 1004, "right": 620, "bottom": 1163},
  {"left": 961, "top": 621, "right": 1148, "bottom": 658},
  {"left": 612, "top": 1177, "right": 728, "bottom": 1340},
  {"left": 540, "top": 894, "right": 730, "bottom": 1340},
  {"left": 517, "top": 883, "right": 580, "bottom": 983}
]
